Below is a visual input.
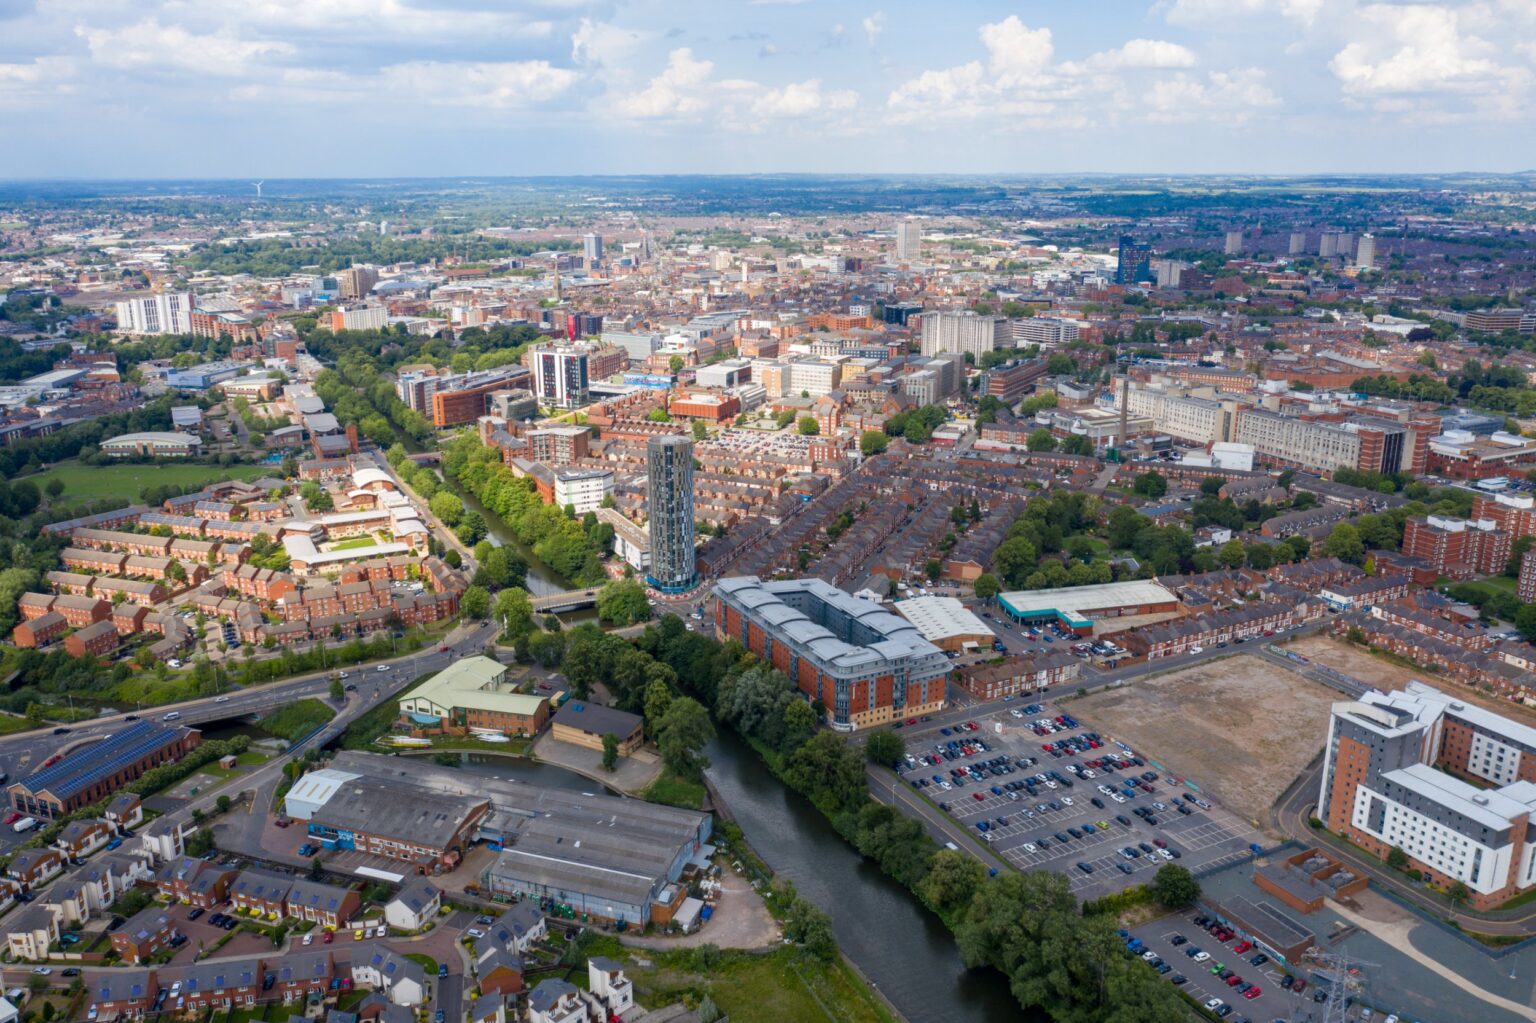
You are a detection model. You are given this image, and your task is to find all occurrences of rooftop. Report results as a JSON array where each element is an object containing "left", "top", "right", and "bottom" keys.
[
  {"left": 403, "top": 657, "right": 548, "bottom": 720},
  {"left": 892, "top": 595, "right": 995, "bottom": 642},
  {"left": 997, "top": 579, "right": 1177, "bottom": 627}
]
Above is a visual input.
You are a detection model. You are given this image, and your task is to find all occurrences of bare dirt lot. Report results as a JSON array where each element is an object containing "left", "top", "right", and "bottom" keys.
[
  {"left": 1287, "top": 634, "right": 1536, "bottom": 725},
  {"left": 1287, "top": 634, "right": 1423, "bottom": 691},
  {"left": 1073, "top": 653, "right": 1335, "bottom": 811}
]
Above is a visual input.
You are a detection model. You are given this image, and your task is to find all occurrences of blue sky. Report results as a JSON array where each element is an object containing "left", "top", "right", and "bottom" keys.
[{"left": 1, "top": 0, "right": 1534, "bottom": 178}]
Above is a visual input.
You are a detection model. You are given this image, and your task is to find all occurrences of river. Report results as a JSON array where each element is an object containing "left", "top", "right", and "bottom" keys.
[
  {"left": 445, "top": 478, "right": 571, "bottom": 598},
  {"left": 704, "top": 729, "right": 1029, "bottom": 1023}
]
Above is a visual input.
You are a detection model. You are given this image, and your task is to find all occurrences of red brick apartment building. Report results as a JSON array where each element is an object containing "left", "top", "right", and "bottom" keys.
[
  {"left": 64, "top": 619, "right": 122, "bottom": 658},
  {"left": 432, "top": 376, "right": 513, "bottom": 427},
  {"left": 1400, "top": 516, "right": 1512, "bottom": 580}
]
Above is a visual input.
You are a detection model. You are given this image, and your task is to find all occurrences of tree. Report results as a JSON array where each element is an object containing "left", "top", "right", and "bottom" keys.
[
  {"left": 44, "top": 477, "right": 64, "bottom": 499},
  {"left": 600, "top": 732, "right": 620, "bottom": 772},
  {"left": 330, "top": 677, "right": 345, "bottom": 701},
  {"left": 1151, "top": 864, "right": 1200, "bottom": 908},
  {"left": 309, "top": 856, "right": 324, "bottom": 881},
  {"left": 668, "top": 354, "right": 685, "bottom": 374},
  {"left": 647, "top": 407, "right": 672, "bottom": 423},
  {"left": 429, "top": 491, "right": 464, "bottom": 527},
  {"left": 1386, "top": 846, "right": 1409, "bottom": 870},
  {"left": 917, "top": 850, "right": 987, "bottom": 915},
  {"left": 691, "top": 419, "right": 708, "bottom": 441},
  {"left": 643, "top": 678, "right": 674, "bottom": 732},
  {"left": 1105, "top": 505, "right": 1145, "bottom": 549},
  {"left": 1132, "top": 471, "right": 1168, "bottom": 499},
  {"left": 1320, "top": 522, "right": 1365, "bottom": 564},
  {"left": 460, "top": 585, "right": 491, "bottom": 619},
  {"left": 1217, "top": 539, "right": 1246, "bottom": 569},
  {"left": 864, "top": 729, "right": 905, "bottom": 765},
  {"left": 781, "top": 698, "right": 816, "bottom": 752},
  {"left": 1027, "top": 428, "right": 1058, "bottom": 452},
  {"left": 696, "top": 994, "right": 723, "bottom": 1023},
  {"left": 1060, "top": 434, "right": 1094, "bottom": 456},
  {"left": 655, "top": 697, "right": 715, "bottom": 780},
  {"left": 1448, "top": 881, "right": 1471, "bottom": 907},
  {"left": 973, "top": 573, "right": 1000, "bottom": 601},
  {"left": 494, "top": 586, "right": 534, "bottom": 640},
  {"left": 597, "top": 577, "right": 651, "bottom": 626},
  {"left": 797, "top": 416, "right": 820, "bottom": 436},
  {"left": 860, "top": 430, "right": 889, "bottom": 457},
  {"left": 783, "top": 895, "right": 838, "bottom": 960},
  {"left": 925, "top": 558, "right": 942, "bottom": 582},
  {"left": 1200, "top": 476, "right": 1225, "bottom": 497},
  {"left": 215, "top": 794, "right": 232, "bottom": 814}
]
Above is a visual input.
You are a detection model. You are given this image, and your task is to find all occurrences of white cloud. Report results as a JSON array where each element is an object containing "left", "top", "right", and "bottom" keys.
[
  {"left": 379, "top": 60, "right": 577, "bottom": 108},
  {"left": 1329, "top": 4, "right": 1523, "bottom": 96},
  {"left": 0, "top": 56, "right": 74, "bottom": 104},
  {"left": 1146, "top": 68, "right": 1280, "bottom": 122},
  {"left": 571, "top": 18, "right": 651, "bottom": 67},
  {"left": 1097, "top": 39, "right": 1198, "bottom": 69},
  {"left": 888, "top": 17, "right": 1260, "bottom": 128},
  {"left": 979, "top": 15, "right": 1053, "bottom": 83},
  {"left": 1164, "top": 0, "right": 1324, "bottom": 27},
  {"left": 613, "top": 47, "right": 714, "bottom": 118},
  {"left": 76, "top": 18, "right": 294, "bottom": 76},
  {"left": 159, "top": 0, "right": 553, "bottom": 42},
  {"left": 752, "top": 78, "right": 857, "bottom": 118},
  {"left": 862, "top": 11, "right": 885, "bottom": 47}
]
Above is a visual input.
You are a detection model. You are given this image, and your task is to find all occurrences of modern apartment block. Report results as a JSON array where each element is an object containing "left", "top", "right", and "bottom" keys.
[
  {"left": 918, "top": 311, "right": 1007, "bottom": 359},
  {"left": 114, "top": 292, "right": 193, "bottom": 335},
  {"left": 712, "top": 575, "right": 949, "bottom": 730},
  {"left": 1319, "top": 683, "right": 1536, "bottom": 908},
  {"left": 1125, "top": 385, "right": 1238, "bottom": 446},
  {"left": 646, "top": 435, "right": 696, "bottom": 593},
  {"left": 533, "top": 347, "right": 590, "bottom": 409},
  {"left": 1400, "top": 515, "right": 1511, "bottom": 579},
  {"left": 1233, "top": 409, "right": 1429, "bottom": 475}
]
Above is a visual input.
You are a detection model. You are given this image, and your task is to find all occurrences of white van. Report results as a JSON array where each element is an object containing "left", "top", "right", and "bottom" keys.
[{"left": 162, "top": 712, "right": 181, "bottom": 721}]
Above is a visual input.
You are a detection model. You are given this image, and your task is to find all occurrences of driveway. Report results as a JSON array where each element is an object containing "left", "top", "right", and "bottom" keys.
[{"left": 620, "top": 866, "right": 779, "bottom": 951}]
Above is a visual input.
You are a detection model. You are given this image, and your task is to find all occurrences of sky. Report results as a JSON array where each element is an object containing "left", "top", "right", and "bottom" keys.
[{"left": 1, "top": 0, "right": 1535, "bottom": 179}]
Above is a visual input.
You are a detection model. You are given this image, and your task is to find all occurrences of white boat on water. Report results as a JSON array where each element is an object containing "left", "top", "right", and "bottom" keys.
[{"left": 384, "top": 736, "right": 432, "bottom": 747}]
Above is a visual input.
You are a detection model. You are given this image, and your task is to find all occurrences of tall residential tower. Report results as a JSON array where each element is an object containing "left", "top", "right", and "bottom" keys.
[{"left": 646, "top": 435, "right": 697, "bottom": 593}]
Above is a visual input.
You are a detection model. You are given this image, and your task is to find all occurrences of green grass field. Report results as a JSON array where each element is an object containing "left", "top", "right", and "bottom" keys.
[
  {"left": 25, "top": 460, "right": 272, "bottom": 503},
  {"left": 28, "top": 457, "right": 273, "bottom": 500},
  {"left": 578, "top": 939, "right": 898, "bottom": 1023},
  {"left": 643, "top": 768, "right": 706, "bottom": 809}
]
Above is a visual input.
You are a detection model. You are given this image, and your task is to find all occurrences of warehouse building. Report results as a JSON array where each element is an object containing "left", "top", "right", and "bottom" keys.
[
  {"left": 283, "top": 767, "right": 489, "bottom": 871},
  {"left": 713, "top": 575, "right": 949, "bottom": 731},
  {"left": 8, "top": 721, "right": 200, "bottom": 819},
  {"left": 996, "top": 580, "right": 1179, "bottom": 637},
  {"left": 309, "top": 752, "right": 710, "bottom": 930},
  {"left": 892, "top": 596, "right": 995, "bottom": 652},
  {"left": 480, "top": 786, "right": 710, "bottom": 928},
  {"left": 399, "top": 657, "right": 551, "bottom": 738}
]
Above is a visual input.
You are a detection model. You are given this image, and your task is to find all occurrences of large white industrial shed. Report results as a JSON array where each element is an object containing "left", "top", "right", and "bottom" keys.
[{"left": 282, "top": 768, "right": 359, "bottom": 821}]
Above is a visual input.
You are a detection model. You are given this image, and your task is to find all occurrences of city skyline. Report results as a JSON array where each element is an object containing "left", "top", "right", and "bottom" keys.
[{"left": 3, "top": 1, "right": 1536, "bottom": 178}]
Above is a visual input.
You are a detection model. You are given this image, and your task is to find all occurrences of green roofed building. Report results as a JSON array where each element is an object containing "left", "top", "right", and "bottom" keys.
[{"left": 398, "top": 656, "right": 550, "bottom": 738}]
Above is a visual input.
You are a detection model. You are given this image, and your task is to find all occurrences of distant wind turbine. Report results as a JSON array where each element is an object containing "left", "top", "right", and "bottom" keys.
[{"left": 251, "top": 181, "right": 264, "bottom": 199}]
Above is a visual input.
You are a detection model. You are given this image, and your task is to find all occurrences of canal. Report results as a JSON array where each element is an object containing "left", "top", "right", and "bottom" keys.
[
  {"left": 444, "top": 477, "right": 571, "bottom": 599},
  {"left": 704, "top": 729, "right": 1027, "bottom": 1023}
]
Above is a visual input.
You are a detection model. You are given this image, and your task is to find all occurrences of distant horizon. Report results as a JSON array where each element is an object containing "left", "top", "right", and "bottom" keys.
[{"left": 5, "top": 170, "right": 1536, "bottom": 183}]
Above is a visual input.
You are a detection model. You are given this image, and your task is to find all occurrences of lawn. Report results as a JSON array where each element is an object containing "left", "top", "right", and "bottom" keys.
[
  {"left": 580, "top": 938, "right": 898, "bottom": 1023},
  {"left": 328, "top": 536, "right": 381, "bottom": 551},
  {"left": 643, "top": 768, "right": 706, "bottom": 810},
  {"left": 25, "top": 459, "right": 271, "bottom": 504},
  {"left": 257, "top": 698, "right": 336, "bottom": 741}
]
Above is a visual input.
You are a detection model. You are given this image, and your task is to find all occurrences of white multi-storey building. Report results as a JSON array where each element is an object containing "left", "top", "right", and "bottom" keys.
[
  {"left": 114, "top": 292, "right": 193, "bottom": 335},
  {"left": 919, "top": 311, "right": 1006, "bottom": 359}
]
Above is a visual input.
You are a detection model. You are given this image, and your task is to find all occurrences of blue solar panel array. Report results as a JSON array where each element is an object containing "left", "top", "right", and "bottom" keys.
[{"left": 20, "top": 720, "right": 183, "bottom": 802}]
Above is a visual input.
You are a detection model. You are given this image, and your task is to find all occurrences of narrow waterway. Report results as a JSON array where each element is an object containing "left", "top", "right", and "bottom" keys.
[
  {"left": 704, "top": 729, "right": 1030, "bottom": 1023},
  {"left": 443, "top": 478, "right": 570, "bottom": 598}
]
